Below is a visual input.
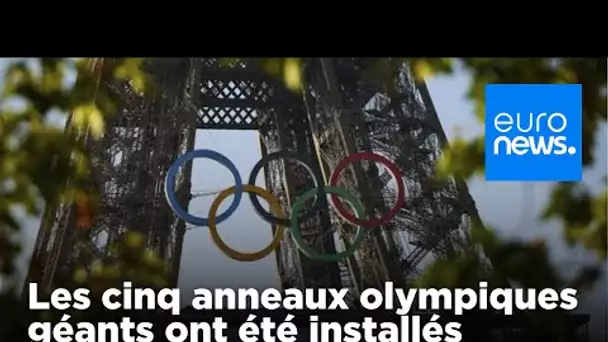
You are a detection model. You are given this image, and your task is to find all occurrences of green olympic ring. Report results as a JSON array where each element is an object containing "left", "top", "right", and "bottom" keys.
[{"left": 290, "top": 186, "right": 366, "bottom": 262}]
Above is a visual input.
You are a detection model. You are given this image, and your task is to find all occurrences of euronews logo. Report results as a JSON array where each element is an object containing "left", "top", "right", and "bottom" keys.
[
  {"left": 485, "top": 84, "right": 582, "bottom": 182},
  {"left": 492, "top": 112, "right": 577, "bottom": 156}
]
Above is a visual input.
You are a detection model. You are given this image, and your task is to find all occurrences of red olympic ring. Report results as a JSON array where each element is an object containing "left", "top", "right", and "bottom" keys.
[{"left": 328, "top": 152, "right": 406, "bottom": 228}]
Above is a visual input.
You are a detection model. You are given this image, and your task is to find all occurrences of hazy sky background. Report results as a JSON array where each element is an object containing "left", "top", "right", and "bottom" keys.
[{"left": 3, "top": 60, "right": 606, "bottom": 341}]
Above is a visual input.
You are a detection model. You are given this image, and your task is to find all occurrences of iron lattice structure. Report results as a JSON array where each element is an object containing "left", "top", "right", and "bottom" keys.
[{"left": 25, "top": 58, "right": 483, "bottom": 303}]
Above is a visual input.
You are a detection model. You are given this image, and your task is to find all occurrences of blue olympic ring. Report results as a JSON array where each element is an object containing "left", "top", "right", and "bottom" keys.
[{"left": 164, "top": 149, "right": 243, "bottom": 226}]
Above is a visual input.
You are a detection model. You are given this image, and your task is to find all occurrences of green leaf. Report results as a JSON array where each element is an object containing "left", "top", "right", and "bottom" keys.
[
  {"left": 72, "top": 102, "right": 105, "bottom": 137},
  {"left": 283, "top": 58, "right": 302, "bottom": 92},
  {"left": 113, "top": 58, "right": 150, "bottom": 93}
]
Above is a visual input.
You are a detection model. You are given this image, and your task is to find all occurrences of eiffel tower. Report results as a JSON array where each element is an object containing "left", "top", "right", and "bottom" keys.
[{"left": 24, "top": 58, "right": 483, "bottom": 304}]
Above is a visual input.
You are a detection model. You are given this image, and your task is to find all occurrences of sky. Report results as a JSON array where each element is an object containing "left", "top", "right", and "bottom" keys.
[{"left": 2, "top": 60, "right": 606, "bottom": 341}]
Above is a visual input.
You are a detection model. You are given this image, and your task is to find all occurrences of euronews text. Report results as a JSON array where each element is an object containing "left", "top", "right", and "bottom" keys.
[
  {"left": 27, "top": 281, "right": 578, "bottom": 342},
  {"left": 491, "top": 112, "right": 576, "bottom": 156}
]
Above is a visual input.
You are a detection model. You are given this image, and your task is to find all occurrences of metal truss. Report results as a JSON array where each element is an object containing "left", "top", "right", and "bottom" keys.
[{"left": 25, "top": 58, "right": 483, "bottom": 306}]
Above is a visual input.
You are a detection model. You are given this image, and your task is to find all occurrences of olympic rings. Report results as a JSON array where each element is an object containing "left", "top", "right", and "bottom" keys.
[
  {"left": 248, "top": 151, "right": 327, "bottom": 227},
  {"left": 290, "top": 186, "right": 366, "bottom": 262},
  {"left": 329, "top": 152, "right": 405, "bottom": 228},
  {"left": 208, "top": 185, "right": 285, "bottom": 262},
  {"left": 165, "top": 149, "right": 243, "bottom": 227},
  {"left": 164, "top": 148, "right": 406, "bottom": 262}
]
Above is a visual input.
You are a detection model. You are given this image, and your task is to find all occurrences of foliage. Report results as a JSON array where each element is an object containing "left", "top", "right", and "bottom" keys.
[
  {"left": 0, "top": 58, "right": 161, "bottom": 340},
  {"left": 1, "top": 58, "right": 151, "bottom": 280},
  {"left": 407, "top": 58, "right": 607, "bottom": 283},
  {"left": 0, "top": 58, "right": 605, "bottom": 341},
  {"left": 410, "top": 58, "right": 606, "bottom": 340}
]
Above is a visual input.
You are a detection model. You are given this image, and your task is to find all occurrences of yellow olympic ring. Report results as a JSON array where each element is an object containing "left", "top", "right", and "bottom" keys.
[{"left": 208, "top": 184, "right": 285, "bottom": 262}]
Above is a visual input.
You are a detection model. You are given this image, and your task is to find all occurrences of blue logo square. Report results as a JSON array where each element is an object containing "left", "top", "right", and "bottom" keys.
[{"left": 484, "top": 84, "right": 582, "bottom": 181}]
